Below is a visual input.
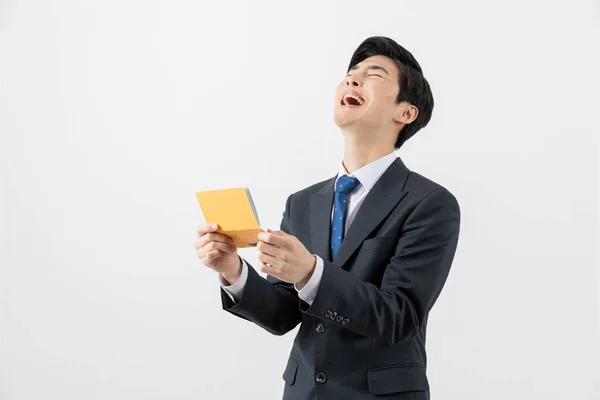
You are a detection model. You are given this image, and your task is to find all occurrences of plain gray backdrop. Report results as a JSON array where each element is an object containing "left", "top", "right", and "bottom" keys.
[{"left": 1, "top": 0, "right": 599, "bottom": 399}]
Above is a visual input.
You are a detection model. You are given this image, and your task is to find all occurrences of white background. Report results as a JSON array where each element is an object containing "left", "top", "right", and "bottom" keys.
[{"left": 1, "top": 0, "right": 599, "bottom": 399}]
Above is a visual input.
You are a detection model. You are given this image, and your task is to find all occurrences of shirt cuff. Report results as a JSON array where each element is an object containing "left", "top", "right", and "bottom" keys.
[
  {"left": 219, "top": 256, "right": 248, "bottom": 303},
  {"left": 294, "top": 255, "right": 324, "bottom": 306}
]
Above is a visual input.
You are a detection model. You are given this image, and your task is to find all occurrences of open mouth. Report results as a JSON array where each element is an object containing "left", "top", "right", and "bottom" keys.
[{"left": 341, "top": 93, "right": 365, "bottom": 106}]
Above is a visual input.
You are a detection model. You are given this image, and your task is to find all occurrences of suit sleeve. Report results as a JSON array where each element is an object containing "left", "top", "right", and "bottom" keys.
[
  {"left": 220, "top": 194, "right": 302, "bottom": 336},
  {"left": 299, "top": 189, "right": 461, "bottom": 344}
]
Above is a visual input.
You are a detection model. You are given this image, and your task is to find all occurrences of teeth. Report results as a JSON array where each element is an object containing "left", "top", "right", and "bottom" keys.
[{"left": 343, "top": 94, "right": 365, "bottom": 105}]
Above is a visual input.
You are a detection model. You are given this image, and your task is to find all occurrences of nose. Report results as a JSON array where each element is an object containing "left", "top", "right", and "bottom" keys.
[{"left": 345, "top": 76, "right": 361, "bottom": 87}]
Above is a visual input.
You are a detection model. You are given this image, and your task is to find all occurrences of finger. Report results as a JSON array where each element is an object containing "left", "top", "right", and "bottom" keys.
[
  {"left": 209, "top": 241, "right": 238, "bottom": 254},
  {"left": 197, "top": 247, "right": 209, "bottom": 259},
  {"left": 257, "top": 231, "right": 288, "bottom": 247},
  {"left": 203, "top": 249, "right": 223, "bottom": 262},
  {"left": 258, "top": 260, "right": 278, "bottom": 275},
  {"left": 257, "top": 250, "right": 277, "bottom": 268},
  {"left": 197, "top": 232, "right": 235, "bottom": 248},
  {"left": 256, "top": 241, "right": 282, "bottom": 258},
  {"left": 197, "top": 223, "right": 219, "bottom": 236},
  {"left": 194, "top": 236, "right": 205, "bottom": 250}
]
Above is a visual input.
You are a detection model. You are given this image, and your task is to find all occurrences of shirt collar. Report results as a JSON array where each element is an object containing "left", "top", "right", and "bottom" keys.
[{"left": 335, "top": 151, "right": 398, "bottom": 192}]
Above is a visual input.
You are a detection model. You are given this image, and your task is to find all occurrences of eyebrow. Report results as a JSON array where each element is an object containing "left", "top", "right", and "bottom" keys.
[{"left": 348, "top": 64, "right": 390, "bottom": 75}]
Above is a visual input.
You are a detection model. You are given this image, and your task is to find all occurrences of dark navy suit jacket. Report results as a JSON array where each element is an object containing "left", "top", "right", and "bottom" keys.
[{"left": 221, "top": 157, "right": 461, "bottom": 399}]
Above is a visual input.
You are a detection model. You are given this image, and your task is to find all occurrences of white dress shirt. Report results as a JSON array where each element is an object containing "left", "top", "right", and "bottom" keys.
[{"left": 218, "top": 151, "right": 398, "bottom": 305}]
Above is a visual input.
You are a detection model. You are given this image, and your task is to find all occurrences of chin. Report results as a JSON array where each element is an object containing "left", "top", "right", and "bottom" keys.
[
  {"left": 334, "top": 112, "right": 359, "bottom": 128},
  {"left": 335, "top": 120, "right": 364, "bottom": 134}
]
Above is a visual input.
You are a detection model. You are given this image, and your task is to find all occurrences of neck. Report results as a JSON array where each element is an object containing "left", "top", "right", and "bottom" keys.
[{"left": 341, "top": 129, "right": 396, "bottom": 174}]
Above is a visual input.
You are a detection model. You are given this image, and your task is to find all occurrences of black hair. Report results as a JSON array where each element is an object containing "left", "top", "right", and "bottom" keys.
[{"left": 347, "top": 36, "right": 434, "bottom": 149}]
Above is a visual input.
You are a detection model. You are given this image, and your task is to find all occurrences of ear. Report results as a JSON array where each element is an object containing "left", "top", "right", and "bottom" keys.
[{"left": 393, "top": 103, "right": 418, "bottom": 125}]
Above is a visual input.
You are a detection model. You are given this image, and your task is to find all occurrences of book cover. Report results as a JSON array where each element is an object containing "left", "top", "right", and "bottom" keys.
[{"left": 196, "top": 187, "right": 264, "bottom": 248}]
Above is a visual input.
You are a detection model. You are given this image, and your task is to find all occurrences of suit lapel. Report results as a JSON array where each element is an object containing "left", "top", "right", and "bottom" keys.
[
  {"left": 335, "top": 157, "right": 411, "bottom": 268},
  {"left": 310, "top": 176, "right": 336, "bottom": 262}
]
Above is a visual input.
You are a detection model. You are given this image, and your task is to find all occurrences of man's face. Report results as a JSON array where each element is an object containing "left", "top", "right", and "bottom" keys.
[{"left": 334, "top": 55, "right": 403, "bottom": 131}]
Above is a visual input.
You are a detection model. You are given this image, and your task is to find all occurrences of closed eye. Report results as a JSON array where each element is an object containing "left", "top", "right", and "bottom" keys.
[{"left": 368, "top": 74, "right": 383, "bottom": 78}]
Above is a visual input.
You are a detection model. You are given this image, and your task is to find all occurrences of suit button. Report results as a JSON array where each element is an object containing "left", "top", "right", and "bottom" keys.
[
  {"left": 324, "top": 310, "right": 332, "bottom": 318},
  {"left": 330, "top": 311, "right": 337, "bottom": 320},
  {"left": 342, "top": 318, "right": 350, "bottom": 325},
  {"left": 316, "top": 323, "right": 325, "bottom": 333},
  {"left": 315, "top": 372, "right": 327, "bottom": 383},
  {"left": 335, "top": 315, "right": 343, "bottom": 323}
]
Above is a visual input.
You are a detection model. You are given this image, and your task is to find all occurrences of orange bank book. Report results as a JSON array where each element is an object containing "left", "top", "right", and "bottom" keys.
[{"left": 195, "top": 187, "right": 264, "bottom": 248}]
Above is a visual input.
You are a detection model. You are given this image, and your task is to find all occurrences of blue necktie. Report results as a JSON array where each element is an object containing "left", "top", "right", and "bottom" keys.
[{"left": 331, "top": 175, "right": 360, "bottom": 260}]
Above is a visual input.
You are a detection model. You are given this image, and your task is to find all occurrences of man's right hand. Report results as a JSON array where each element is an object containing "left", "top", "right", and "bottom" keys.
[{"left": 194, "top": 223, "right": 242, "bottom": 284}]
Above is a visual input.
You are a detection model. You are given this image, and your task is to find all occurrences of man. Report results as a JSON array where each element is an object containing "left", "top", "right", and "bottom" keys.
[{"left": 194, "top": 36, "right": 460, "bottom": 399}]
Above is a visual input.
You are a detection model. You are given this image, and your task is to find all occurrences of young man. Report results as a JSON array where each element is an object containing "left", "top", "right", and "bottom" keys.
[{"left": 194, "top": 36, "right": 461, "bottom": 400}]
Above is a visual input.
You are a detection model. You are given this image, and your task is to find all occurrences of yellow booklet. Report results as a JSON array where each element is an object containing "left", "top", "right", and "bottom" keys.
[{"left": 195, "top": 187, "right": 264, "bottom": 248}]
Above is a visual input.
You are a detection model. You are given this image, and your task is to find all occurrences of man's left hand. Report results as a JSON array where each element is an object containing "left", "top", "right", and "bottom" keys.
[{"left": 256, "top": 229, "right": 316, "bottom": 285}]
